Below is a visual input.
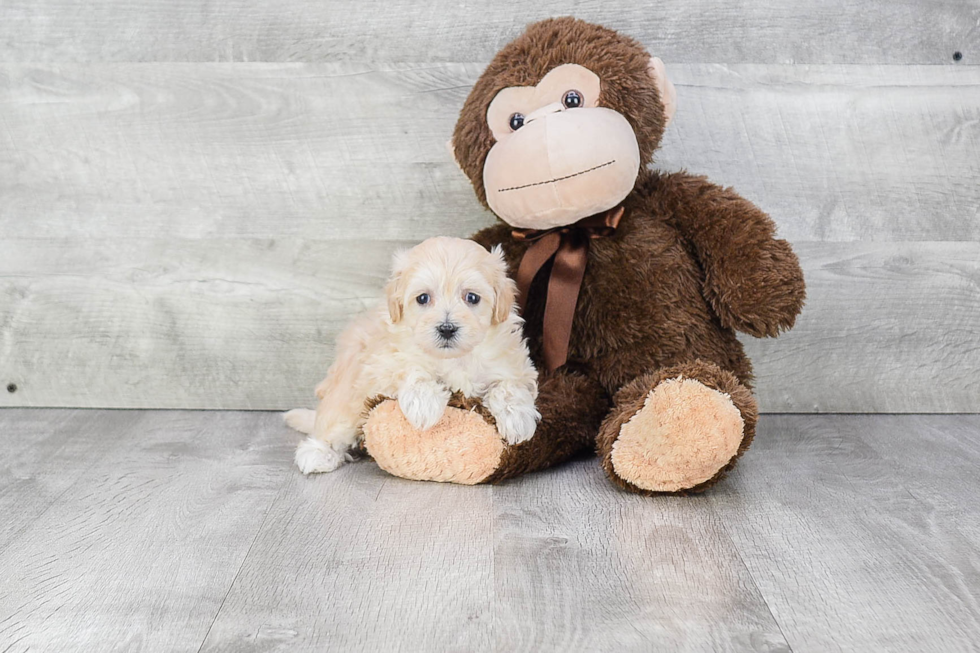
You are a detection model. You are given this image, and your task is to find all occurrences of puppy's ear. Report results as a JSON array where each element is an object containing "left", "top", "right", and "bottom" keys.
[
  {"left": 488, "top": 245, "right": 517, "bottom": 324},
  {"left": 385, "top": 249, "right": 410, "bottom": 323}
]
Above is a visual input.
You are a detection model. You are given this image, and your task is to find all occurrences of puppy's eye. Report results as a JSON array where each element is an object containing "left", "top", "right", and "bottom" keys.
[
  {"left": 416, "top": 293, "right": 430, "bottom": 305},
  {"left": 465, "top": 292, "right": 481, "bottom": 305},
  {"left": 562, "top": 90, "right": 583, "bottom": 109},
  {"left": 509, "top": 113, "right": 525, "bottom": 131}
]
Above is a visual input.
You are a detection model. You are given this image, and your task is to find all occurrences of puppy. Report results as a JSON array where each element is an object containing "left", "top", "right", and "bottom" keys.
[{"left": 285, "top": 236, "right": 540, "bottom": 474}]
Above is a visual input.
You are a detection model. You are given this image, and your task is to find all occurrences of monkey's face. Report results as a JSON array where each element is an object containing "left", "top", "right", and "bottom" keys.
[{"left": 482, "top": 64, "right": 641, "bottom": 230}]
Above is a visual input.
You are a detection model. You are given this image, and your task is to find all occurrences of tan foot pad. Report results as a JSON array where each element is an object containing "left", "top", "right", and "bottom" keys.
[
  {"left": 362, "top": 400, "right": 504, "bottom": 485},
  {"left": 611, "top": 378, "right": 744, "bottom": 492}
]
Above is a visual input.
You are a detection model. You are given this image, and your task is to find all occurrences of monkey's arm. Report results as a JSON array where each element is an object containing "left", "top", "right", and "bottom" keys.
[{"left": 656, "top": 172, "right": 806, "bottom": 338}]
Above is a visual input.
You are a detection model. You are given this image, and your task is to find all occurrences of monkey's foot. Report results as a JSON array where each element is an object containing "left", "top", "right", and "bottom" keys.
[
  {"left": 597, "top": 362, "right": 757, "bottom": 494},
  {"left": 362, "top": 396, "right": 503, "bottom": 485}
]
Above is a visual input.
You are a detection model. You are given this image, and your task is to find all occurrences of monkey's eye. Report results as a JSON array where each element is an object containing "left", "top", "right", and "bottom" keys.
[
  {"left": 465, "top": 292, "right": 481, "bottom": 305},
  {"left": 416, "top": 293, "right": 430, "bottom": 305},
  {"left": 562, "top": 90, "right": 583, "bottom": 109},
  {"left": 509, "top": 113, "right": 525, "bottom": 131}
]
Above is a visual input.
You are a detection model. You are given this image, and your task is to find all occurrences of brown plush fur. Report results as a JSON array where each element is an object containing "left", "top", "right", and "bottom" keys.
[
  {"left": 485, "top": 369, "right": 610, "bottom": 483},
  {"left": 458, "top": 18, "right": 805, "bottom": 493},
  {"left": 453, "top": 18, "right": 667, "bottom": 209},
  {"left": 356, "top": 17, "right": 804, "bottom": 493},
  {"left": 596, "top": 360, "right": 758, "bottom": 495}
]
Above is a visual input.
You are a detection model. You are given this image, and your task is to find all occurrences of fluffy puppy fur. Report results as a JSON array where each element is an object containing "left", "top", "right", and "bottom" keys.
[{"left": 286, "top": 236, "right": 540, "bottom": 475}]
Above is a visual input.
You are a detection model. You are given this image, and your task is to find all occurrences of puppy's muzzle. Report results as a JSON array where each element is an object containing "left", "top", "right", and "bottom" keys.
[{"left": 436, "top": 322, "right": 459, "bottom": 343}]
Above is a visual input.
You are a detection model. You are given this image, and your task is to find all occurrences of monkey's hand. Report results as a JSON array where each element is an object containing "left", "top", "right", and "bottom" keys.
[
  {"left": 660, "top": 172, "right": 806, "bottom": 337},
  {"left": 702, "top": 237, "right": 806, "bottom": 338}
]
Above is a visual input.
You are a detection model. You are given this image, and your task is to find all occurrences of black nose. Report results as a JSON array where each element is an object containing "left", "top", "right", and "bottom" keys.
[{"left": 436, "top": 323, "right": 459, "bottom": 339}]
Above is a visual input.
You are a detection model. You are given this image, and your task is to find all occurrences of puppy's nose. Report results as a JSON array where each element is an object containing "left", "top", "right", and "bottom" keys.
[{"left": 436, "top": 322, "right": 459, "bottom": 339}]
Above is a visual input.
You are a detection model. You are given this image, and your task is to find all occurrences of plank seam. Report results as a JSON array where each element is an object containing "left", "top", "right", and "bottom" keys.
[
  {"left": 711, "top": 494, "right": 796, "bottom": 652},
  {"left": 195, "top": 467, "right": 292, "bottom": 653},
  {"left": 490, "top": 485, "right": 496, "bottom": 651}
]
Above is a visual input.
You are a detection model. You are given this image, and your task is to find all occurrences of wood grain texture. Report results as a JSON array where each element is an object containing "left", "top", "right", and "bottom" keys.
[
  {"left": 0, "top": 237, "right": 406, "bottom": 409},
  {"left": 0, "top": 409, "right": 139, "bottom": 552},
  {"left": 836, "top": 414, "right": 980, "bottom": 516},
  {"left": 0, "top": 63, "right": 494, "bottom": 242},
  {"left": 2, "top": 239, "right": 977, "bottom": 411},
  {"left": 659, "top": 65, "right": 980, "bottom": 243},
  {"left": 0, "top": 410, "right": 291, "bottom": 652},
  {"left": 491, "top": 461, "right": 791, "bottom": 652},
  {"left": 2, "top": 410, "right": 979, "bottom": 652},
  {"left": 710, "top": 414, "right": 980, "bottom": 651},
  {"left": 1, "top": 64, "right": 978, "bottom": 411},
  {"left": 744, "top": 241, "right": 980, "bottom": 413},
  {"left": 1, "top": 0, "right": 977, "bottom": 64},
  {"left": 2, "top": 63, "right": 978, "bottom": 243},
  {"left": 197, "top": 460, "right": 494, "bottom": 652}
]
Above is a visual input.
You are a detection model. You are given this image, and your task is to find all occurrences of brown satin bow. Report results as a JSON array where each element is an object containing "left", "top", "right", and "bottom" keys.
[{"left": 511, "top": 205, "right": 624, "bottom": 372}]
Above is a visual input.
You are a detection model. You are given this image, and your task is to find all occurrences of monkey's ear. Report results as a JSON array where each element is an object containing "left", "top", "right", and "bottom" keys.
[
  {"left": 446, "top": 137, "right": 466, "bottom": 175},
  {"left": 647, "top": 57, "right": 677, "bottom": 126},
  {"left": 385, "top": 249, "right": 410, "bottom": 323}
]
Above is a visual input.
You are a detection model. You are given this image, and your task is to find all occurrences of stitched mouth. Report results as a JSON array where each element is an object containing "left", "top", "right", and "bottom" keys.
[{"left": 498, "top": 159, "right": 616, "bottom": 193}]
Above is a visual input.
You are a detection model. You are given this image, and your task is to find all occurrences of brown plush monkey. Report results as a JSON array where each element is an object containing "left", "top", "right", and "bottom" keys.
[{"left": 362, "top": 17, "right": 805, "bottom": 494}]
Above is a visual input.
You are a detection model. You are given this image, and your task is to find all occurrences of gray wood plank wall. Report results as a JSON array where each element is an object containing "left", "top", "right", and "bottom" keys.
[{"left": 1, "top": 3, "right": 978, "bottom": 411}]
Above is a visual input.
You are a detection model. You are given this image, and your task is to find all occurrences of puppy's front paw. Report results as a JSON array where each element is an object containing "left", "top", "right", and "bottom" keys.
[
  {"left": 494, "top": 404, "right": 540, "bottom": 445},
  {"left": 398, "top": 380, "right": 450, "bottom": 431},
  {"left": 295, "top": 437, "right": 349, "bottom": 475},
  {"left": 485, "top": 385, "right": 541, "bottom": 445}
]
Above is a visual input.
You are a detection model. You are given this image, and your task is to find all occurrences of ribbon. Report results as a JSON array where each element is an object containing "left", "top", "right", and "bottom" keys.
[{"left": 511, "top": 205, "right": 624, "bottom": 371}]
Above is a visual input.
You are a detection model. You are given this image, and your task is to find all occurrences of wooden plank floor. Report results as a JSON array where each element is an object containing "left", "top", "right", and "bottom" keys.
[{"left": 0, "top": 410, "right": 978, "bottom": 652}]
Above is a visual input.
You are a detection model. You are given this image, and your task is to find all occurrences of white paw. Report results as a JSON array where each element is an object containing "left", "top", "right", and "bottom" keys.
[
  {"left": 294, "top": 437, "right": 349, "bottom": 475},
  {"left": 398, "top": 380, "right": 450, "bottom": 431},
  {"left": 485, "top": 386, "right": 540, "bottom": 445},
  {"left": 494, "top": 404, "right": 540, "bottom": 445}
]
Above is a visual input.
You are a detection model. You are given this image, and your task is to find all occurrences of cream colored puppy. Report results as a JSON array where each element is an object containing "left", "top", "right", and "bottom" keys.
[{"left": 285, "top": 237, "right": 540, "bottom": 475}]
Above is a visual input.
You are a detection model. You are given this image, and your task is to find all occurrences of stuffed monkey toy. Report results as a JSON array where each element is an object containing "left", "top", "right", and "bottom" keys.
[{"left": 361, "top": 17, "right": 805, "bottom": 494}]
